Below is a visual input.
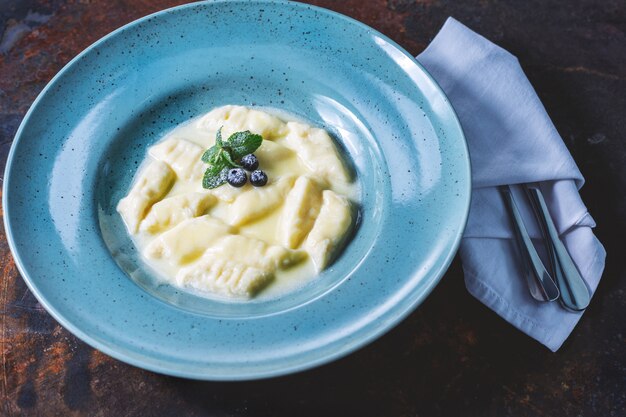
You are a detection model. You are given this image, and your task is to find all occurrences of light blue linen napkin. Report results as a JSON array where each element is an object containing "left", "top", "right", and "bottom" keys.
[{"left": 416, "top": 17, "right": 606, "bottom": 351}]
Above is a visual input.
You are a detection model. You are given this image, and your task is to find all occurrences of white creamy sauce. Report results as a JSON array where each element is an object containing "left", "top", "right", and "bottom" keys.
[{"left": 117, "top": 105, "right": 358, "bottom": 299}]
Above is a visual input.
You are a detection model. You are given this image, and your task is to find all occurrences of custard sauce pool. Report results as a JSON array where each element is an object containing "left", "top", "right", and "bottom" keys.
[{"left": 117, "top": 105, "right": 359, "bottom": 300}]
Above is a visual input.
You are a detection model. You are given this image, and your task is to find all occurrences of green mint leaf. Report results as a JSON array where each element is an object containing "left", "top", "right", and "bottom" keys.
[
  {"left": 220, "top": 148, "right": 240, "bottom": 168},
  {"left": 202, "top": 164, "right": 229, "bottom": 189},
  {"left": 226, "top": 131, "right": 263, "bottom": 159},
  {"left": 200, "top": 128, "right": 227, "bottom": 164},
  {"left": 215, "top": 126, "right": 224, "bottom": 148},
  {"left": 201, "top": 146, "right": 220, "bottom": 164}
]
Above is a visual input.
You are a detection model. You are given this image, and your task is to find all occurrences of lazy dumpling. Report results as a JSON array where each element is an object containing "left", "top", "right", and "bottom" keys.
[
  {"left": 144, "top": 215, "right": 233, "bottom": 264},
  {"left": 204, "top": 235, "right": 306, "bottom": 271},
  {"left": 176, "top": 257, "right": 273, "bottom": 297},
  {"left": 277, "top": 176, "right": 323, "bottom": 249},
  {"left": 196, "top": 105, "right": 286, "bottom": 140},
  {"left": 140, "top": 192, "right": 217, "bottom": 234},
  {"left": 149, "top": 138, "right": 205, "bottom": 181},
  {"left": 303, "top": 190, "right": 353, "bottom": 272},
  {"left": 226, "top": 176, "right": 296, "bottom": 226},
  {"left": 117, "top": 160, "right": 175, "bottom": 234},
  {"left": 277, "top": 122, "right": 351, "bottom": 185}
]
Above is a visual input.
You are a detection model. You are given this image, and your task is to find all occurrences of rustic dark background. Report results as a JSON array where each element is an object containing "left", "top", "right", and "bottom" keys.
[{"left": 1, "top": 0, "right": 624, "bottom": 416}]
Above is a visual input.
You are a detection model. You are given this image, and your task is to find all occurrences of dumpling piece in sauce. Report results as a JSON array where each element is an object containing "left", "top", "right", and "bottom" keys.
[
  {"left": 226, "top": 175, "right": 296, "bottom": 226},
  {"left": 277, "top": 122, "right": 351, "bottom": 185},
  {"left": 117, "top": 160, "right": 175, "bottom": 233},
  {"left": 140, "top": 192, "right": 217, "bottom": 234},
  {"left": 196, "top": 105, "right": 286, "bottom": 139},
  {"left": 149, "top": 138, "right": 206, "bottom": 181},
  {"left": 303, "top": 190, "right": 353, "bottom": 272},
  {"left": 176, "top": 258, "right": 272, "bottom": 297},
  {"left": 144, "top": 215, "right": 233, "bottom": 264},
  {"left": 277, "top": 176, "right": 323, "bottom": 249}
]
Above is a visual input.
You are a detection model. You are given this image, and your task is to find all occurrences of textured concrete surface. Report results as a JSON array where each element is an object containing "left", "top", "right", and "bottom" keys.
[{"left": 0, "top": 1, "right": 624, "bottom": 416}]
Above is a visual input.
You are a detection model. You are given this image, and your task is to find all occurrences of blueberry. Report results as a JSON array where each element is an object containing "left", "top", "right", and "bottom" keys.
[
  {"left": 227, "top": 168, "right": 247, "bottom": 187},
  {"left": 250, "top": 170, "right": 268, "bottom": 187},
  {"left": 240, "top": 154, "right": 259, "bottom": 171}
]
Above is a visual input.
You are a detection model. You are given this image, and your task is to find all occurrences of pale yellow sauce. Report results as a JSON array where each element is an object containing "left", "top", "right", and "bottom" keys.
[{"left": 117, "top": 105, "right": 358, "bottom": 299}]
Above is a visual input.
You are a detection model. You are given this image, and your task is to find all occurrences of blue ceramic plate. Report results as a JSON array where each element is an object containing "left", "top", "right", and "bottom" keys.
[{"left": 3, "top": 1, "right": 470, "bottom": 380}]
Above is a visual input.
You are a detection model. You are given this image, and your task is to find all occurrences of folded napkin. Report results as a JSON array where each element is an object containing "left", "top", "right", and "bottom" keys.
[{"left": 416, "top": 18, "right": 606, "bottom": 351}]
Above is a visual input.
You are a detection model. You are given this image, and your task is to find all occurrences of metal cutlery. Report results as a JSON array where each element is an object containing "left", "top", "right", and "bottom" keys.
[
  {"left": 525, "top": 186, "right": 591, "bottom": 311},
  {"left": 500, "top": 184, "right": 591, "bottom": 311},
  {"left": 500, "top": 185, "right": 560, "bottom": 302}
]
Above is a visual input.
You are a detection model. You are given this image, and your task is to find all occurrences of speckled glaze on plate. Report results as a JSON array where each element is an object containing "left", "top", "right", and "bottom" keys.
[{"left": 3, "top": 0, "right": 470, "bottom": 380}]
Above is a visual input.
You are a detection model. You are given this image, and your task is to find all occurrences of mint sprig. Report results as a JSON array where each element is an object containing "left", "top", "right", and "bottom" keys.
[
  {"left": 226, "top": 131, "right": 263, "bottom": 159},
  {"left": 200, "top": 127, "right": 263, "bottom": 189},
  {"left": 202, "top": 165, "right": 228, "bottom": 189}
]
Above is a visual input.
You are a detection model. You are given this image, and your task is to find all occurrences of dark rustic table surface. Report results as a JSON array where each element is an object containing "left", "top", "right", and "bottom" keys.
[{"left": 1, "top": 1, "right": 624, "bottom": 416}]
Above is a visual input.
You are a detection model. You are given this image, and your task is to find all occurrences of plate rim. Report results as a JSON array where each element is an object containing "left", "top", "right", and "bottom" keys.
[{"left": 3, "top": 0, "right": 471, "bottom": 380}]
